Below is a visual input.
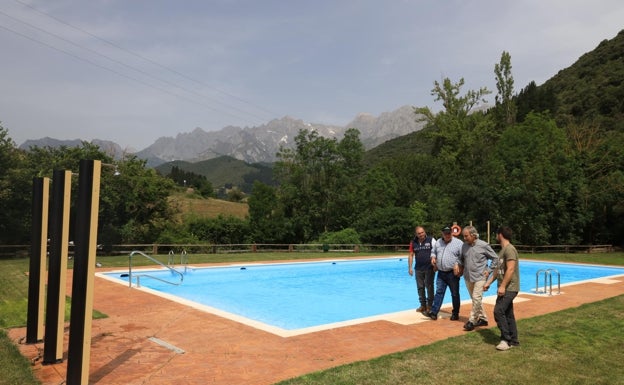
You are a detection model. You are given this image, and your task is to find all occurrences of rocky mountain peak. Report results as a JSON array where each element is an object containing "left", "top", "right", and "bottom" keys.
[{"left": 21, "top": 105, "right": 426, "bottom": 167}]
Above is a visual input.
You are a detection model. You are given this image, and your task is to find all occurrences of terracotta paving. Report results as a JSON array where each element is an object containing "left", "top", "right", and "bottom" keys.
[{"left": 8, "top": 261, "right": 624, "bottom": 385}]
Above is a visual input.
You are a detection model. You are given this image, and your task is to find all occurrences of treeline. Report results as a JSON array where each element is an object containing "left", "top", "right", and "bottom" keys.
[
  {"left": 167, "top": 166, "right": 214, "bottom": 198},
  {"left": 0, "top": 139, "right": 177, "bottom": 245}
]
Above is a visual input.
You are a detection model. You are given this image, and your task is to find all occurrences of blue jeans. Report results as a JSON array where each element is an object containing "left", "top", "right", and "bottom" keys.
[
  {"left": 430, "top": 270, "right": 461, "bottom": 316},
  {"left": 494, "top": 290, "right": 519, "bottom": 344}
]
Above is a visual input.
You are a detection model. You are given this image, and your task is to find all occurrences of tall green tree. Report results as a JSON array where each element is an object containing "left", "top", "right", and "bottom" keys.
[
  {"left": 515, "top": 81, "right": 557, "bottom": 122},
  {"left": 330, "top": 128, "right": 366, "bottom": 229},
  {"left": 494, "top": 51, "right": 517, "bottom": 127},
  {"left": 274, "top": 128, "right": 365, "bottom": 242},
  {"left": 103, "top": 155, "right": 176, "bottom": 243},
  {"left": 415, "top": 77, "right": 492, "bottom": 162},
  {"left": 489, "top": 113, "right": 586, "bottom": 244},
  {"left": 248, "top": 181, "right": 293, "bottom": 243},
  {"left": 413, "top": 77, "right": 495, "bottom": 226},
  {"left": 566, "top": 120, "right": 624, "bottom": 243},
  {"left": 0, "top": 125, "right": 30, "bottom": 244}
]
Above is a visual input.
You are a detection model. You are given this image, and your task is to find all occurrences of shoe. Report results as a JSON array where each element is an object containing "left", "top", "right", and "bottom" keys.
[
  {"left": 450, "top": 313, "right": 459, "bottom": 321},
  {"left": 475, "top": 319, "right": 489, "bottom": 327},
  {"left": 496, "top": 340, "right": 511, "bottom": 351},
  {"left": 427, "top": 312, "right": 437, "bottom": 321},
  {"left": 510, "top": 341, "right": 520, "bottom": 346},
  {"left": 416, "top": 306, "right": 426, "bottom": 312},
  {"left": 463, "top": 321, "right": 475, "bottom": 331}
]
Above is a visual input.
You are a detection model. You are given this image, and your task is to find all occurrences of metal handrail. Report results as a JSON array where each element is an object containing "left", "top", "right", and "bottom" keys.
[
  {"left": 535, "top": 268, "right": 561, "bottom": 295},
  {"left": 129, "top": 250, "right": 184, "bottom": 288}
]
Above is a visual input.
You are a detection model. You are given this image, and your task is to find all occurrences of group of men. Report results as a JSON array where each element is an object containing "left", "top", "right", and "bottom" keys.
[{"left": 408, "top": 224, "right": 520, "bottom": 351}]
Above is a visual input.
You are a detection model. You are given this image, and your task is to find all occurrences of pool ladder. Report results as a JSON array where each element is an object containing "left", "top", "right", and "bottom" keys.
[
  {"left": 129, "top": 250, "right": 184, "bottom": 288},
  {"left": 535, "top": 268, "right": 560, "bottom": 295},
  {"left": 168, "top": 249, "right": 189, "bottom": 273}
]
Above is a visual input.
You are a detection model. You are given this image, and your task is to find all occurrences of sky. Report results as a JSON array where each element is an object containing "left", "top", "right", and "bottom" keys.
[{"left": 1, "top": 0, "right": 623, "bottom": 151}]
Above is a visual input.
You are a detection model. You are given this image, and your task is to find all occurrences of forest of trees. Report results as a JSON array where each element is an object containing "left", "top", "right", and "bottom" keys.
[{"left": 1, "top": 38, "right": 623, "bottom": 248}]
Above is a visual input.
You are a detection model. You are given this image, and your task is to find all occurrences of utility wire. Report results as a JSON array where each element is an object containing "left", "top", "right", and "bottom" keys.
[
  {"left": 0, "top": 8, "right": 268, "bottom": 125},
  {"left": 11, "top": 0, "right": 279, "bottom": 120},
  {"left": 0, "top": 21, "right": 259, "bottom": 123}
]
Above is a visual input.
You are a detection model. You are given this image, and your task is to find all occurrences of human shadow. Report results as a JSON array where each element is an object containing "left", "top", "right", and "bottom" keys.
[{"left": 476, "top": 327, "right": 500, "bottom": 345}]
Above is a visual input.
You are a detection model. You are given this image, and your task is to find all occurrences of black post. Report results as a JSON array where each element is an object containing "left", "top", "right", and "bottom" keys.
[
  {"left": 26, "top": 177, "right": 49, "bottom": 344},
  {"left": 43, "top": 170, "right": 72, "bottom": 364},
  {"left": 66, "top": 160, "right": 101, "bottom": 385}
]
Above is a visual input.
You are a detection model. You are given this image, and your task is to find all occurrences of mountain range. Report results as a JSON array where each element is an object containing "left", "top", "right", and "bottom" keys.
[{"left": 19, "top": 105, "right": 425, "bottom": 167}]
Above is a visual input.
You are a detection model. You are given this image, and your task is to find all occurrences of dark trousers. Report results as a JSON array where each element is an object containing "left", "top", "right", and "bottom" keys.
[
  {"left": 430, "top": 270, "right": 460, "bottom": 316},
  {"left": 494, "top": 290, "right": 519, "bottom": 344},
  {"left": 415, "top": 268, "right": 434, "bottom": 308}
]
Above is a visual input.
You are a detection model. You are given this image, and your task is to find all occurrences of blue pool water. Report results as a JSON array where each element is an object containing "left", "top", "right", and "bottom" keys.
[{"left": 102, "top": 258, "right": 624, "bottom": 331}]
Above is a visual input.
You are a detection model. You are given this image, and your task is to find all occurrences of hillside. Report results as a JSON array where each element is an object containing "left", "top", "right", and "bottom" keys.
[
  {"left": 156, "top": 155, "right": 274, "bottom": 192},
  {"left": 169, "top": 192, "right": 248, "bottom": 220},
  {"left": 522, "top": 29, "right": 624, "bottom": 130},
  {"left": 362, "top": 126, "right": 435, "bottom": 166}
]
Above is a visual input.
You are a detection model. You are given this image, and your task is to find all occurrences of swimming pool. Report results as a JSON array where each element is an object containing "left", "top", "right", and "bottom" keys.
[{"left": 99, "top": 258, "right": 624, "bottom": 335}]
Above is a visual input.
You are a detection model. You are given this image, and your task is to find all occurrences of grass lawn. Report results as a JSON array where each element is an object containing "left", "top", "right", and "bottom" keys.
[
  {"left": 275, "top": 295, "right": 624, "bottom": 385},
  {"left": 1, "top": 251, "right": 623, "bottom": 384}
]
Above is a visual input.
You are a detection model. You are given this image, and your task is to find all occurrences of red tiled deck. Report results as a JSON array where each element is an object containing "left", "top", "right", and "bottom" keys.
[{"left": 9, "top": 261, "right": 624, "bottom": 385}]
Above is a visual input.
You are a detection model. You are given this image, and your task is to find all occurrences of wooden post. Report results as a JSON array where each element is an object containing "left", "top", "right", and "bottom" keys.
[
  {"left": 43, "top": 170, "right": 72, "bottom": 364},
  {"left": 66, "top": 160, "right": 101, "bottom": 385},
  {"left": 26, "top": 177, "right": 49, "bottom": 344}
]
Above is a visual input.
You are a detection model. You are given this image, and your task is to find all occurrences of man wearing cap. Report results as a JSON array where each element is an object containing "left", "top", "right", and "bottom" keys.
[{"left": 427, "top": 225, "right": 464, "bottom": 321}]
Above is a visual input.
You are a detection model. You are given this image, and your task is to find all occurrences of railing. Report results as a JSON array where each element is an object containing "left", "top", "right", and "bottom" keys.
[
  {"left": 128, "top": 250, "right": 184, "bottom": 288},
  {"left": 515, "top": 244, "right": 614, "bottom": 254},
  {"left": 535, "top": 268, "right": 561, "bottom": 295},
  {"left": 168, "top": 249, "right": 189, "bottom": 273},
  {"left": 97, "top": 243, "right": 409, "bottom": 255}
]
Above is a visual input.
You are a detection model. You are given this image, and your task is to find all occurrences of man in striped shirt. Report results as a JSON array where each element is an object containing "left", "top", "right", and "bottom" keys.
[{"left": 427, "top": 225, "right": 464, "bottom": 321}]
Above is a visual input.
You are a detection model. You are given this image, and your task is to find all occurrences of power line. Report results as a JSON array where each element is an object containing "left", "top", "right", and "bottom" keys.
[
  {"left": 0, "top": 21, "right": 260, "bottom": 123},
  {"left": 0, "top": 8, "right": 269, "bottom": 126},
  {"left": 11, "top": 0, "right": 279, "bottom": 120}
]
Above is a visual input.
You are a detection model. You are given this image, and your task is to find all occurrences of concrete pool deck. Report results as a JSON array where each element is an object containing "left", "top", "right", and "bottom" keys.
[{"left": 9, "top": 261, "right": 624, "bottom": 385}]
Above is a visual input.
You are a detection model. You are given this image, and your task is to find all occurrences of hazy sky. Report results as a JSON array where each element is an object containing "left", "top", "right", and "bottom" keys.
[{"left": 1, "top": 0, "right": 623, "bottom": 150}]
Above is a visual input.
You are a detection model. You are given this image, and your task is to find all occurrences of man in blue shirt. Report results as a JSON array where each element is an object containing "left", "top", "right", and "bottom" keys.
[{"left": 427, "top": 225, "right": 464, "bottom": 321}]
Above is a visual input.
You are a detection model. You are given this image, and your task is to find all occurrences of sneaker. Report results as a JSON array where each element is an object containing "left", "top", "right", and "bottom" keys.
[
  {"left": 450, "top": 313, "right": 459, "bottom": 321},
  {"left": 475, "top": 319, "right": 489, "bottom": 327},
  {"left": 427, "top": 312, "right": 437, "bottom": 321},
  {"left": 510, "top": 341, "right": 520, "bottom": 347},
  {"left": 416, "top": 306, "right": 426, "bottom": 312},
  {"left": 463, "top": 321, "right": 475, "bottom": 331},
  {"left": 496, "top": 340, "right": 511, "bottom": 351}
]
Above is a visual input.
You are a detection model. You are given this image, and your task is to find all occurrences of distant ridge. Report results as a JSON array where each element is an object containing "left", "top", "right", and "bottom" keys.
[{"left": 20, "top": 105, "right": 426, "bottom": 167}]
